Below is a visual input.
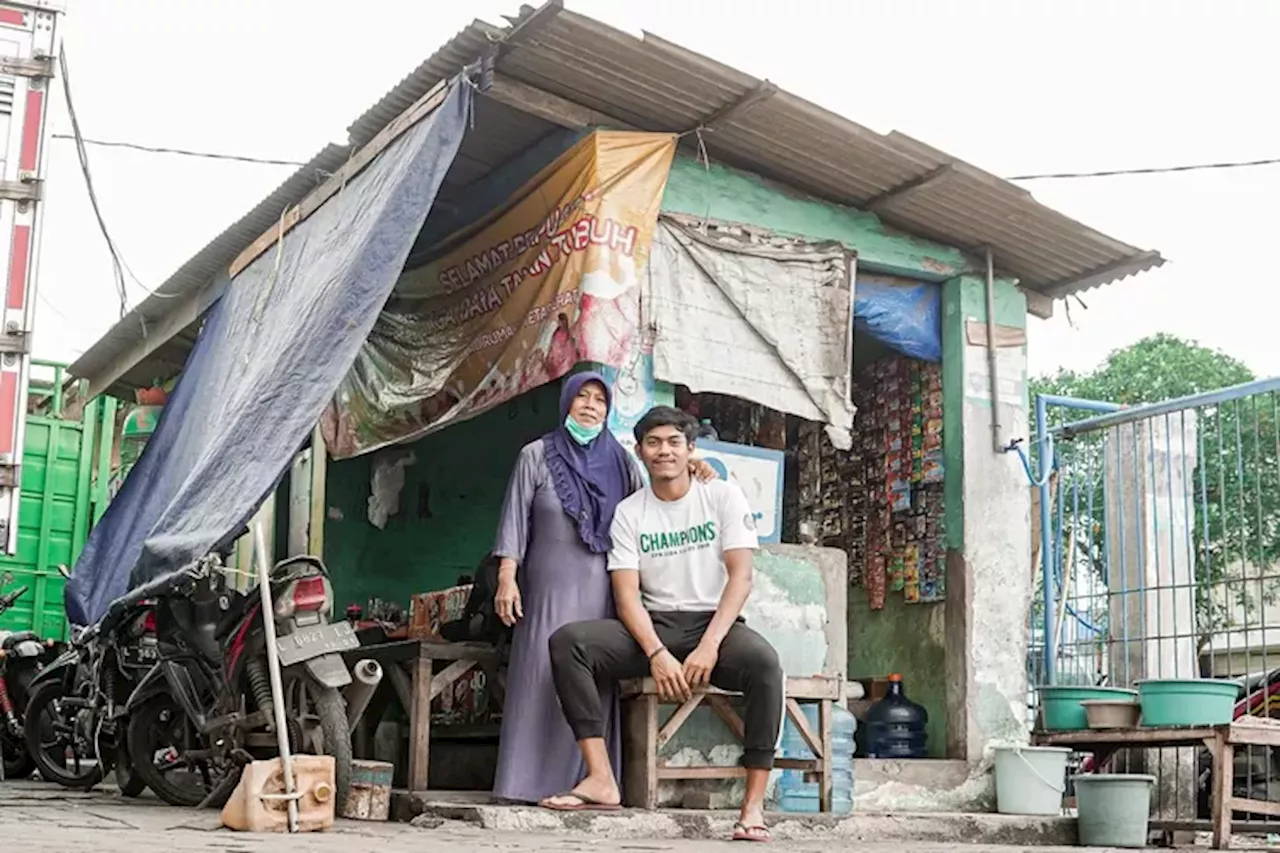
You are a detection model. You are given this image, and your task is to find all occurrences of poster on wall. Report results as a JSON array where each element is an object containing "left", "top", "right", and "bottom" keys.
[
  {"left": 597, "top": 347, "right": 659, "bottom": 459},
  {"left": 322, "top": 131, "right": 678, "bottom": 460},
  {"left": 694, "top": 440, "right": 784, "bottom": 544}
]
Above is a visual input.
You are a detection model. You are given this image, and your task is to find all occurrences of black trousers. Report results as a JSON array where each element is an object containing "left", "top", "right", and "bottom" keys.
[{"left": 548, "top": 611, "right": 785, "bottom": 769}]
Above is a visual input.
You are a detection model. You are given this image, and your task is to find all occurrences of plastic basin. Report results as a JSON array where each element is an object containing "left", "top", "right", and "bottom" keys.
[
  {"left": 1137, "top": 679, "right": 1238, "bottom": 726},
  {"left": 1082, "top": 699, "right": 1141, "bottom": 729},
  {"left": 1038, "top": 686, "right": 1138, "bottom": 731}
]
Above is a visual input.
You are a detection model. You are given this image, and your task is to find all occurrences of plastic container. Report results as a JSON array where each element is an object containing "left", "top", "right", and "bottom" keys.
[
  {"left": 776, "top": 703, "right": 854, "bottom": 814},
  {"left": 865, "top": 674, "right": 928, "bottom": 758},
  {"left": 1038, "top": 686, "right": 1138, "bottom": 731},
  {"left": 1137, "top": 679, "right": 1238, "bottom": 726},
  {"left": 1073, "top": 774, "right": 1155, "bottom": 848},
  {"left": 993, "top": 746, "right": 1068, "bottom": 816},
  {"left": 220, "top": 756, "right": 336, "bottom": 833},
  {"left": 1082, "top": 698, "right": 1141, "bottom": 729}
]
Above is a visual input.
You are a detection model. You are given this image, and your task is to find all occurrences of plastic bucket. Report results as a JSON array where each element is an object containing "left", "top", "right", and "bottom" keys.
[
  {"left": 993, "top": 746, "right": 1068, "bottom": 816},
  {"left": 1137, "top": 679, "right": 1238, "bottom": 726},
  {"left": 1073, "top": 774, "right": 1155, "bottom": 848},
  {"left": 1038, "top": 686, "right": 1138, "bottom": 731}
]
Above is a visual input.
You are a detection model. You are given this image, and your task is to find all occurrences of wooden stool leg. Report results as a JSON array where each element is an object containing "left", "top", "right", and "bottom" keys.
[
  {"left": 624, "top": 694, "right": 659, "bottom": 809},
  {"left": 818, "top": 699, "right": 834, "bottom": 813},
  {"left": 408, "top": 648, "right": 433, "bottom": 792},
  {"left": 1211, "top": 734, "right": 1233, "bottom": 850}
]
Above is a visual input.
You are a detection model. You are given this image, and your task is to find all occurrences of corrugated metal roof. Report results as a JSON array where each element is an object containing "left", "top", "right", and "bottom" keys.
[{"left": 69, "top": 2, "right": 1163, "bottom": 398}]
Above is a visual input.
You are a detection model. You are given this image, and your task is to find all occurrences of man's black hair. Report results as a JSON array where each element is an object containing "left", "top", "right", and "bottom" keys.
[{"left": 634, "top": 405, "right": 699, "bottom": 445}]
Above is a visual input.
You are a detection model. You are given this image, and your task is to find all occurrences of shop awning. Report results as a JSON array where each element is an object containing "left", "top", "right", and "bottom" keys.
[{"left": 63, "top": 82, "right": 473, "bottom": 627}]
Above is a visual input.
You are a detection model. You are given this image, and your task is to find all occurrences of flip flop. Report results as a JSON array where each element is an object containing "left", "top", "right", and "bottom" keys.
[
  {"left": 540, "top": 791, "right": 622, "bottom": 812},
  {"left": 732, "top": 822, "right": 771, "bottom": 843}
]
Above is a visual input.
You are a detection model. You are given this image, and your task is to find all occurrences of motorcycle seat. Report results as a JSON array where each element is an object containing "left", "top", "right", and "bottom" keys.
[{"left": 0, "top": 630, "right": 39, "bottom": 648}]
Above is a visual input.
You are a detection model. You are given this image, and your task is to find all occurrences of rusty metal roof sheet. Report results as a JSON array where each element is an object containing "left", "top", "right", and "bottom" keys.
[{"left": 70, "top": 2, "right": 1162, "bottom": 397}]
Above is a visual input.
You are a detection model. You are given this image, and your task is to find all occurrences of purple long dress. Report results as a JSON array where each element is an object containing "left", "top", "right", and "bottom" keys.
[{"left": 492, "top": 440, "right": 642, "bottom": 803}]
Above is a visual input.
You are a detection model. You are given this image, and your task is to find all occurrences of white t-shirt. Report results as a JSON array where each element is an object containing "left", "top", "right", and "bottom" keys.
[{"left": 607, "top": 478, "right": 759, "bottom": 612}]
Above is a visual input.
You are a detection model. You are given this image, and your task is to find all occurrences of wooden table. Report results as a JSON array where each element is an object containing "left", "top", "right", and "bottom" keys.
[
  {"left": 1035, "top": 720, "right": 1280, "bottom": 849},
  {"left": 620, "top": 675, "right": 844, "bottom": 811},
  {"left": 343, "top": 639, "right": 504, "bottom": 791}
]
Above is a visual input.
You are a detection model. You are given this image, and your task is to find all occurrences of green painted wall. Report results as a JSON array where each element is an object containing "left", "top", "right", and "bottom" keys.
[
  {"left": 848, "top": 590, "right": 947, "bottom": 757},
  {"left": 661, "top": 156, "right": 969, "bottom": 281},
  {"left": 940, "top": 274, "right": 1027, "bottom": 552},
  {"left": 323, "top": 382, "right": 561, "bottom": 608}
]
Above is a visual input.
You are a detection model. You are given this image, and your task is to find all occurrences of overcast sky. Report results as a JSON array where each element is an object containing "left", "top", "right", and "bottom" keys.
[{"left": 31, "top": 0, "right": 1280, "bottom": 384}]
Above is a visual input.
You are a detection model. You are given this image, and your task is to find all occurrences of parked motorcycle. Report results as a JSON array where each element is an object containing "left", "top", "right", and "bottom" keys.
[
  {"left": 0, "top": 571, "right": 60, "bottom": 780},
  {"left": 124, "top": 554, "right": 356, "bottom": 808},
  {"left": 21, "top": 583, "right": 153, "bottom": 795}
]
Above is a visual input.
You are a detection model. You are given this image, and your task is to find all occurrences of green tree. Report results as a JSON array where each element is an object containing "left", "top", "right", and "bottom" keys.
[{"left": 1031, "top": 333, "right": 1274, "bottom": 659}]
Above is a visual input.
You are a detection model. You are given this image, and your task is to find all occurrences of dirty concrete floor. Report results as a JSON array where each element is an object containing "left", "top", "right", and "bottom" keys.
[{"left": 0, "top": 779, "right": 1251, "bottom": 852}]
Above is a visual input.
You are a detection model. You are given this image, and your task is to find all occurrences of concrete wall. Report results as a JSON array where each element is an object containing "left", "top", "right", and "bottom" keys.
[{"left": 941, "top": 275, "right": 1033, "bottom": 764}]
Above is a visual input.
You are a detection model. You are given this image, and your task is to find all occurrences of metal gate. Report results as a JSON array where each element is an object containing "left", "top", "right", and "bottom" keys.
[{"left": 1030, "top": 377, "right": 1280, "bottom": 829}]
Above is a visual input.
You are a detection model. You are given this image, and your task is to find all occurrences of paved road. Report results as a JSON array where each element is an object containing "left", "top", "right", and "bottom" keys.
[{"left": 0, "top": 780, "right": 1158, "bottom": 852}]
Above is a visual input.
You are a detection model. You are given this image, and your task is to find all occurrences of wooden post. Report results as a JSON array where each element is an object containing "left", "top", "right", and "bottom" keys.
[
  {"left": 818, "top": 697, "right": 834, "bottom": 813},
  {"left": 623, "top": 694, "right": 659, "bottom": 809},
  {"left": 1211, "top": 733, "right": 1233, "bottom": 850},
  {"left": 407, "top": 644, "right": 433, "bottom": 792},
  {"left": 308, "top": 423, "right": 327, "bottom": 557}
]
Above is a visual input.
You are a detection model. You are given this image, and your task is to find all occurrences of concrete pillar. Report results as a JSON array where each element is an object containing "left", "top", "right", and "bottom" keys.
[
  {"left": 1103, "top": 413, "right": 1199, "bottom": 817},
  {"left": 941, "top": 274, "right": 1034, "bottom": 762}
]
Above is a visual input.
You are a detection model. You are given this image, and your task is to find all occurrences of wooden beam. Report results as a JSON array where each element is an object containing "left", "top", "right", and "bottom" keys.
[
  {"left": 484, "top": 74, "right": 631, "bottom": 129},
  {"left": 1021, "top": 286, "right": 1054, "bottom": 319},
  {"left": 82, "top": 280, "right": 220, "bottom": 400},
  {"left": 690, "top": 80, "right": 778, "bottom": 132},
  {"left": 429, "top": 659, "right": 477, "bottom": 701},
  {"left": 864, "top": 164, "right": 954, "bottom": 212},
  {"left": 657, "top": 694, "right": 705, "bottom": 749},
  {"left": 228, "top": 78, "right": 453, "bottom": 278}
]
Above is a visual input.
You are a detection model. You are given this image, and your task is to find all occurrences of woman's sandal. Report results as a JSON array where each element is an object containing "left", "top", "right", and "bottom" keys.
[{"left": 732, "top": 822, "right": 771, "bottom": 843}]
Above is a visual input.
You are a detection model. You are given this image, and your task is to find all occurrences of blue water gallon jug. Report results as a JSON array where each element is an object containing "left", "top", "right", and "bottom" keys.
[
  {"left": 776, "top": 702, "right": 855, "bottom": 814},
  {"left": 865, "top": 673, "right": 928, "bottom": 759}
]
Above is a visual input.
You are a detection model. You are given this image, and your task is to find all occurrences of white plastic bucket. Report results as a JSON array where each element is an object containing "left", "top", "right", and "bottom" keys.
[{"left": 993, "top": 746, "right": 1068, "bottom": 816}]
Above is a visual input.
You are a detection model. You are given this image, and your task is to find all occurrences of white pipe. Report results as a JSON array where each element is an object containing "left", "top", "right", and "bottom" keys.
[{"left": 253, "top": 521, "right": 299, "bottom": 833}]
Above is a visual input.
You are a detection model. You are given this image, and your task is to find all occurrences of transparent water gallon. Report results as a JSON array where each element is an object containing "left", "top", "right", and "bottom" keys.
[{"left": 775, "top": 703, "right": 855, "bottom": 814}]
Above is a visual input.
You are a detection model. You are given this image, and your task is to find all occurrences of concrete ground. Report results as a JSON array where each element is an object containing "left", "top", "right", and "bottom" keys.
[{"left": 0, "top": 779, "right": 1260, "bottom": 852}]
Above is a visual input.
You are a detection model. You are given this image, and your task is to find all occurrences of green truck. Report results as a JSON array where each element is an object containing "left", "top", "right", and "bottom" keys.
[{"left": 0, "top": 361, "right": 134, "bottom": 640}]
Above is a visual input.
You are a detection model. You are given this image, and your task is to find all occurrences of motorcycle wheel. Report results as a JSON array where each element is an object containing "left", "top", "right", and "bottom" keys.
[
  {"left": 127, "top": 694, "right": 237, "bottom": 808},
  {"left": 310, "top": 684, "right": 352, "bottom": 807},
  {"left": 22, "top": 679, "right": 106, "bottom": 790},
  {"left": 114, "top": 732, "right": 147, "bottom": 798}
]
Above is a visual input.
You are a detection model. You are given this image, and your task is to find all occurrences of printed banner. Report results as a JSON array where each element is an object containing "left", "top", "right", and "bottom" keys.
[{"left": 322, "top": 131, "right": 678, "bottom": 459}]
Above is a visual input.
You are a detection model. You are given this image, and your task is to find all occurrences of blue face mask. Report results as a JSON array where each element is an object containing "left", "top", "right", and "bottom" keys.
[{"left": 564, "top": 415, "right": 604, "bottom": 446}]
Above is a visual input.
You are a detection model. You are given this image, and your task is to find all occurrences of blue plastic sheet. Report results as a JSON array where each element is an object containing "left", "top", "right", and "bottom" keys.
[
  {"left": 854, "top": 275, "right": 941, "bottom": 362},
  {"left": 64, "top": 82, "right": 473, "bottom": 627}
]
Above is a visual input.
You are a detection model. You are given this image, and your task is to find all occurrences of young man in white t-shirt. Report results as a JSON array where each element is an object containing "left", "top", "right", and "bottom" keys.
[{"left": 545, "top": 406, "right": 783, "bottom": 842}]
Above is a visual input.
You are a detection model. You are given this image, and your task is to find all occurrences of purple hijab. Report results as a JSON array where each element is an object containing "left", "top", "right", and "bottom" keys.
[{"left": 543, "top": 371, "right": 633, "bottom": 554}]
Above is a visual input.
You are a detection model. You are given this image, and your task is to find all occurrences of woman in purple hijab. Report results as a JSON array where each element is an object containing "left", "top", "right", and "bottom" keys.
[{"left": 491, "top": 372, "right": 709, "bottom": 803}]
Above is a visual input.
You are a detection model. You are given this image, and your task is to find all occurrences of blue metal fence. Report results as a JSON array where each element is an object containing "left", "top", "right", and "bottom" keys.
[{"left": 1026, "top": 378, "right": 1280, "bottom": 832}]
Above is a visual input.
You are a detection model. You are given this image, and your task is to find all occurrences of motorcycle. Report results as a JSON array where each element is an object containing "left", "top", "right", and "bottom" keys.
[
  {"left": 124, "top": 553, "right": 356, "bottom": 807},
  {"left": 20, "top": 579, "right": 153, "bottom": 795},
  {"left": 0, "top": 571, "right": 60, "bottom": 780}
]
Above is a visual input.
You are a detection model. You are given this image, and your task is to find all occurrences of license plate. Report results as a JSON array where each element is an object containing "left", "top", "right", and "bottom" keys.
[
  {"left": 276, "top": 621, "right": 359, "bottom": 668},
  {"left": 120, "top": 642, "right": 158, "bottom": 667}
]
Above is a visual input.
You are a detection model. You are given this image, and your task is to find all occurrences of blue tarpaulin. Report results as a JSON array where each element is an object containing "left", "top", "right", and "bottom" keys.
[
  {"left": 65, "top": 82, "right": 473, "bottom": 627},
  {"left": 854, "top": 274, "right": 942, "bottom": 362}
]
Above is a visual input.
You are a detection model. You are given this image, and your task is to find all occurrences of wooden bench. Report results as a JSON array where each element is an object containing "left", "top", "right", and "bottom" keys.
[
  {"left": 1034, "top": 719, "right": 1280, "bottom": 849},
  {"left": 620, "top": 674, "right": 844, "bottom": 811}
]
